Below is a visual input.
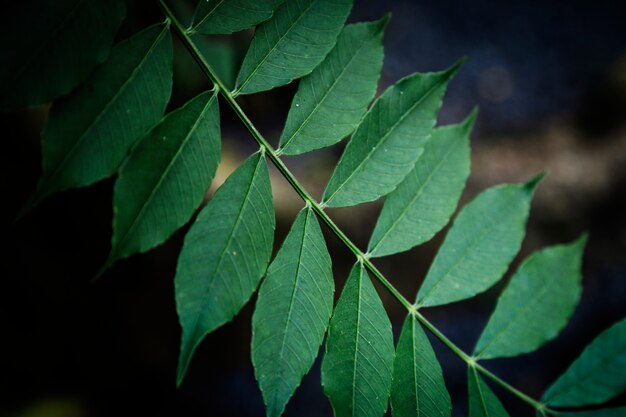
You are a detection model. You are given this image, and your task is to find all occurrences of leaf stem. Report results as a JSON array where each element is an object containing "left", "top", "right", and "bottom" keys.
[{"left": 159, "top": 1, "right": 556, "bottom": 414}]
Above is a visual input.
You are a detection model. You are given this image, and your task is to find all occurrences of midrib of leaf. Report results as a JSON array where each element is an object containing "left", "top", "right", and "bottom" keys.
[
  {"left": 2, "top": 0, "right": 84, "bottom": 94},
  {"left": 323, "top": 76, "right": 447, "bottom": 206},
  {"left": 475, "top": 274, "right": 552, "bottom": 359},
  {"left": 186, "top": 152, "right": 264, "bottom": 343},
  {"left": 473, "top": 369, "right": 492, "bottom": 416},
  {"left": 109, "top": 91, "right": 217, "bottom": 261},
  {"left": 351, "top": 267, "right": 363, "bottom": 417},
  {"left": 235, "top": 0, "right": 315, "bottom": 95},
  {"left": 369, "top": 136, "right": 458, "bottom": 255},
  {"left": 39, "top": 25, "right": 169, "bottom": 195},
  {"left": 190, "top": 0, "right": 225, "bottom": 32},
  {"left": 270, "top": 208, "right": 311, "bottom": 414},
  {"left": 278, "top": 27, "right": 378, "bottom": 154},
  {"left": 411, "top": 319, "right": 421, "bottom": 417},
  {"left": 159, "top": 4, "right": 554, "bottom": 413},
  {"left": 417, "top": 195, "right": 522, "bottom": 306}
]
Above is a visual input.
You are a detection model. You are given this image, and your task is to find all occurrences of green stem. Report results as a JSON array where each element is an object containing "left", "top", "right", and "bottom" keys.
[{"left": 159, "top": 1, "right": 555, "bottom": 414}]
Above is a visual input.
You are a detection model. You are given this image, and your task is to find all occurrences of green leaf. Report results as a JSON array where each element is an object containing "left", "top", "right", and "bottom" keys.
[
  {"left": 191, "top": 0, "right": 283, "bottom": 35},
  {"left": 368, "top": 109, "right": 475, "bottom": 257},
  {"left": 474, "top": 235, "right": 587, "bottom": 360},
  {"left": 468, "top": 367, "right": 510, "bottom": 417},
  {"left": 26, "top": 23, "right": 173, "bottom": 211},
  {"left": 277, "top": 17, "right": 387, "bottom": 155},
  {"left": 175, "top": 152, "right": 275, "bottom": 386},
  {"left": 391, "top": 315, "right": 451, "bottom": 417},
  {"left": 252, "top": 207, "right": 334, "bottom": 417},
  {"left": 0, "top": 0, "right": 125, "bottom": 110},
  {"left": 322, "top": 62, "right": 462, "bottom": 208},
  {"left": 416, "top": 175, "right": 543, "bottom": 307},
  {"left": 321, "top": 262, "right": 395, "bottom": 417},
  {"left": 108, "top": 90, "right": 221, "bottom": 267},
  {"left": 561, "top": 408, "right": 626, "bottom": 417},
  {"left": 234, "top": 0, "right": 352, "bottom": 95},
  {"left": 542, "top": 318, "right": 626, "bottom": 407},
  {"left": 192, "top": 35, "right": 237, "bottom": 90}
]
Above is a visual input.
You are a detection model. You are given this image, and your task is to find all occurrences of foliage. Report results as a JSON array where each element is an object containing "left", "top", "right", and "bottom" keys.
[{"left": 7, "top": 1, "right": 626, "bottom": 416}]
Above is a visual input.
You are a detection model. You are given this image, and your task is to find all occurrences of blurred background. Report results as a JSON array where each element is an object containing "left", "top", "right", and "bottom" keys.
[{"left": 2, "top": 0, "right": 626, "bottom": 416}]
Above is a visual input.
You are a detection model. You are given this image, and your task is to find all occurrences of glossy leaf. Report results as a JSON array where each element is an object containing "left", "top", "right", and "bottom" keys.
[
  {"left": 175, "top": 152, "right": 275, "bottom": 386},
  {"left": 1, "top": 0, "right": 125, "bottom": 110},
  {"left": 252, "top": 207, "right": 334, "bottom": 417},
  {"left": 561, "top": 408, "right": 626, "bottom": 417},
  {"left": 322, "top": 262, "right": 395, "bottom": 417},
  {"left": 468, "top": 368, "right": 510, "bottom": 417},
  {"left": 368, "top": 110, "right": 475, "bottom": 257},
  {"left": 234, "top": 0, "right": 352, "bottom": 95},
  {"left": 26, "top": 23, "right": 173, "bottom": 211},
  {"left": 542, "top": 318, "right": 626, "bottom": 407},
  {"left": 416, "top": 176, "right": 542, "bottom": 307},
  {"left": 191, "top": 0, "right": 283, "bottom": 35},
  {"left": 109, "top": 90, "right": 221, "bottom": 267},
  {"left": 278, "top": 17, "right": 387, "bottom": 155},
  {"left": 322, "top": 62, "right": 462, "bottom": 208},
  {"left": 391, "top": 315, "right": 451, "bottom": 417},
  {"left": 474, "top": 236, "right": 587, "bottom": 360}
]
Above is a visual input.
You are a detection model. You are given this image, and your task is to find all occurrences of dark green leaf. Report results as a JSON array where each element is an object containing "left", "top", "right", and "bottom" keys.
[
  {"left": 416, "top": 175, "right": 542, "bottom": 307},
  {"left": 175, "top": 152, "right": 275, "bottom": 386},
  {"left": 191, "top": 0, "right": 283, "bottom": 35},
  {"left": 1, "top": 0, "right": 125, "bottom": 110},
  {"left": 468, "top": 367, "right": 510, "bottom": 417},
  {"left": 234, "top": 0, "right": 352, "bottom": 95},
  {"left": 368, "top": 110, "right": 475, "bottom": 257},
  {"left": 252, "top": 207, "right": 334, "bottom": 417},
  {"left": 26, "top": 23, "right": 173, "bottom": 211},
  {"left": 561, "top": 408, "right": 626, "bottom": 417},
  {"left": 321, "top": 262, "right": 395, "bottom": 417},
  {"left": 278, "top": 17, "right": 387, "bottom": 155},
  {"left": 322, "top": 62, "right": 462, "bottom": 208},
  {"left": 542, "top": 318, "right": 626, "bottom": 407},
  {"left": 109, "top": 90, "right": 221, "bottom": 267},
  {"left": 391, "top": 315, "right": 451, "bottom": 417},
  {"left": 474, "top": 236, "right": 587, "bottom": 360}
]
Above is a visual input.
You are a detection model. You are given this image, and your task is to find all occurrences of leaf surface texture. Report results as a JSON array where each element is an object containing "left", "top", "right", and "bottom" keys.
[
  {"left": 192, "top": 0, "right": 283, "bottom": 35},
  {"left": 468, "top": 368, "right": 510, "bottom": 417}
]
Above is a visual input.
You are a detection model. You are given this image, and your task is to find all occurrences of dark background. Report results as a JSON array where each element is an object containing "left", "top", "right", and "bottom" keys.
[{"left": 2, "top": 0, "right": 626, "bottom": 416}]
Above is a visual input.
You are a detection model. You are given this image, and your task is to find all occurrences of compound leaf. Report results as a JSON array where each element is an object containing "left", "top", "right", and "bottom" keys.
[
  {"left": 234, "top": 0, "right": 352, "bottom": 95},
  {"left": 542, "top": 318, "right": 626, "bottom": 407},
  {"left": 109, "top": 90, "right": 221, "bottom": 267},
  {"left": 1, "top": 0, "right": 125, "bottom": 110},
  {"left": 191, "top": 0, "right": 283, "bottom": 35},
  {"left": 391, "top": 315, "right": 451, "bottom": 417},
  {"left": 175, "top": 152, "right": 275, "bottom": 386},
  {"left": 416, "top": 175, "right": 542, "bottom": 307},
  {"left": 368, "top": 110, "right": 475, "bottom": 257},
  {"left": 474, "top": 235, "right": 587, "bottom": 360},
  {"left": 252, "top": 207, "right": 334, "bottom": 417},
  {"left": 468, "top": 367, "right": 510, "bottom": 417},
  {"left": 322, "top": 62, "right": 462, "bottom": 208},
  {"left": 278, "top": 17, "right": 387, "bottom": 155},
  {"left": 321, "top": 262, "right": 395, "bottom": 417},
  {"left": 25, "top": 23, "right": 173, "bottom": 211}
]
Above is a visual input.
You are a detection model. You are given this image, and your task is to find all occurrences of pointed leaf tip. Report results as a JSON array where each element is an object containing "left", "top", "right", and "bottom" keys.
[{"left": 524, "top": 171, "right": 548, "bottom": 192}]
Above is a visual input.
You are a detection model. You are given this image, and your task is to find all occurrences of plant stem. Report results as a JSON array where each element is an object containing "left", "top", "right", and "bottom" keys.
[{"left": 159, "top": 1, "right": 554, "bottom": 413}]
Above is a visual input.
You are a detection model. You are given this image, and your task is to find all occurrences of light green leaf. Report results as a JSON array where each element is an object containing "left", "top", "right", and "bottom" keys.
[
  {"left": 322, "top": 62, "right": 462, "bottom": 208},
  {"left": 561, "top": 408, "right": 626, "bottom": 417},
  {"left": 468, "top": 367, "right": 510, "bottom": 417},
  {"left": 175, "top": 152, "right": 275, "bottom": 386},
  {"left": 416, "top": 175, "right": 542, "bottom": 307},
  {"left": 321, "top": 262, "right": 395, "bottom": 417},
  {"left": 368, "top": 110, "right": 475, "bottom": 257},
  {"left": 278, "top": 17, "right": 387, "bottom": 155},
  {"left": 108, "top": 90, "right": 221, "bottom": 267},
  {"left": 191, "top": 0, "right": 283, "bottom": 35},
  {"left": 474, "top": 235, "right": 587, "bottom": 360},
  {"left": 234, "top": 0, "right": 352, "bottom": 95},
  {"left": 26, "top": 23, "right": 173, "bottom": 211},
  {"left": 0, "top": 0, "right": 125, "bottom": 110},
  {"left": 542, "top": 318, "right": 626, "bottom": 407},
  {"left": 391, "top": 315, "right": 451, "bottom": 417},
  {"left": 252, "top": 207, "right": 334, "bottom": 417}
]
